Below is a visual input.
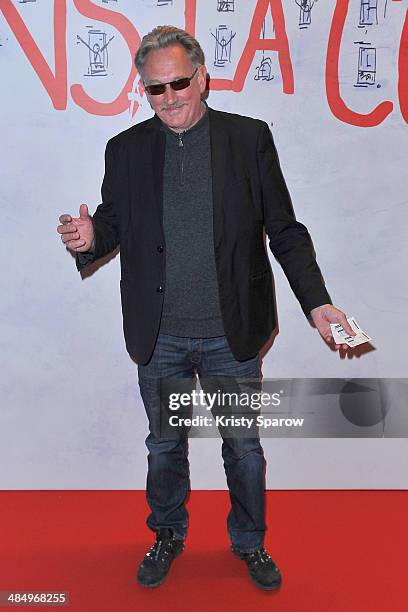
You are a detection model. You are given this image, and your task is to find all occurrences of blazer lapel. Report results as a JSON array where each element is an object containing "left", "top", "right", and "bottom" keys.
[
  {"left": 209, "top": 108, "right": 228, "bottom": 251},
  {"left": 143, "top": 115, "right": 166, "bottom": 229}
]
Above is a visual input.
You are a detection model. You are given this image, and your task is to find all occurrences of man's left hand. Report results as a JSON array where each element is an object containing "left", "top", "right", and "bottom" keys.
[{"left": 309, "top": 304, "right": 356, "bottom": 351}]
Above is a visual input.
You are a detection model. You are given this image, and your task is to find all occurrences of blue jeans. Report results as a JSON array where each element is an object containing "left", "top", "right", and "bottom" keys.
[{"left": 137, "top": 333, "right": 266, "bottom": 553}]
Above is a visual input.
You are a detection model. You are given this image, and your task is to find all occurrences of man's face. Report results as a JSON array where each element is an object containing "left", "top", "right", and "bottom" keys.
[{"left": 142, "top": 44, "right": 207, "bottom": 133}]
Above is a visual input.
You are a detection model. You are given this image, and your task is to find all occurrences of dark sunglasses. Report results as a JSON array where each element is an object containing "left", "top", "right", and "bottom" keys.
[{"left": 144, "top": 67, "right": 198, "bottom": 96}]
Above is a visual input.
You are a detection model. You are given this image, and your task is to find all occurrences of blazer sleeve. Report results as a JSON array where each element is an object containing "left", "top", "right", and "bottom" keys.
[
  {"left": 76, "top": 138, "right": 120, "bottom": 271},
  {"left": 256, "top": 121, "right": 332, "bottom": 316}
]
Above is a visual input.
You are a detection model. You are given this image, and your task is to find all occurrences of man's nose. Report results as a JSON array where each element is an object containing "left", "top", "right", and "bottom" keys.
[{"left": 162, "top": 84, "right": 177, "bottom": 105}]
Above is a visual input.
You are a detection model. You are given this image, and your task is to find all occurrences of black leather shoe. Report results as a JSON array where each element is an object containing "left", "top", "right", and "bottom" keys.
[
  {"left": 232, "top": 547, "right": 282, "bottom": 591},
  {"left": 137, "top": 528, "right": 184, "bottom": 588}
]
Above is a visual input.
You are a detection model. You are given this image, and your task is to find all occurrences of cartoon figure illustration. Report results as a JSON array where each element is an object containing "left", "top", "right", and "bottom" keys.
[
  {"left": 254, "top": 21, "right": 274, "bottom": 82},
  {"left": 211, "top": 25, "right": 236, "bottom": 67},
  {"left": 217, "top": 0, "right": 235, "bottom": 12},
  {"left": 255, "top": 57, "right": 274, "bottom": 81},
  {"left": 77, "top": 30, "right": 114, "bottom": 76},
  {"left": 295, "top": 0, "right": 318, "bottom": 29},
  {"left": 359, "top": 0, "right": 378, "bottom": 26},
  {"left": 355, "top": 45, "right": 377, "bottom": 86}
]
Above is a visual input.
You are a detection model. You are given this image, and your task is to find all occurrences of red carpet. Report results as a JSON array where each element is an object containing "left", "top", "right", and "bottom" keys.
[{"left": 0, "top": 490, "right": 406, "bottom": 611}]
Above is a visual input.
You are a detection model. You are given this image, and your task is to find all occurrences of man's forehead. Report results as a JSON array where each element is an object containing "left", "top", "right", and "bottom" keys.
[
  {"left": 146, "top": 75, "right": 187, "bottom": 84},
  {"left": 143, "top": 45, "right": 194, "bottom": 81}
]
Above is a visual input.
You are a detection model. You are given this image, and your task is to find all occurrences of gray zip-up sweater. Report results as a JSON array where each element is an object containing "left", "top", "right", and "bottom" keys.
[{"left": 159, "top": 106, "right": 225, "bottom": 337}]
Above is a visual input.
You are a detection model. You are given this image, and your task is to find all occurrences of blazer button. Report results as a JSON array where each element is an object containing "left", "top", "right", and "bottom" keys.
[
  {"left": 156, "top": 285, "right": 163, "bottom": 293},
  {"left": 157, "top": 245, "right": 164, "bottom": 253}
]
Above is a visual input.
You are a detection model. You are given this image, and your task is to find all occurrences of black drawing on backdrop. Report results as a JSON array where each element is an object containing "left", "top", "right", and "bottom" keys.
[
  {"left": 211, "top": 25, "right": 236, "bottom": 67},
  {"left": 359, "top": 0, "right": 378, "bottom": 27},
  {"left": 157, "top": 0, "right": 173, "bottom": 6},
  {"left": 353, "top": 42, "right": 377, "bottom": 87},
  {"left": 384, "top": 0, "right": 388, "bottom": 19},
  {"left": 19, "top": 0, "right": 36, "bottom": 3},
  {"left": 217, "top": 0, "right": 235, "bottom": 12},
  {"left": 254, "top": 20, "right": 274, "bottom": 82},
  {"left": 295, "top": 0, "right": 318, "bottom": 30},
  {"left": 77, "top": 30, "right": 114, "bottom": 77},
  {"left": 102, "top": 0, "right": 118, "bottom": 4}
]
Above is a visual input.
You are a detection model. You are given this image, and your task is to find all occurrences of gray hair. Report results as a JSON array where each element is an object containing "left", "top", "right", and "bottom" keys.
[{"left": 135, "top": 25, "right": 205, "bottom": 80}]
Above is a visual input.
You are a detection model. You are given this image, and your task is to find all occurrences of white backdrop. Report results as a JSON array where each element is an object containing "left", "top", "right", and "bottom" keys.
[{"left": 1, "top": 0, "right": 407, "bottom": 489}]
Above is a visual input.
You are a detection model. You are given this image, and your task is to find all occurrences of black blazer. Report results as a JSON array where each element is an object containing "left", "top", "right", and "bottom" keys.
[{"left": 76, "top": 107, "right": 331, "bottom": 364}]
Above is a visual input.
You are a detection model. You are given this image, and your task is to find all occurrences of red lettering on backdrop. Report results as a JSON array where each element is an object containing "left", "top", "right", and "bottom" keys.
[
  {"left": 326, "top": 0, "right": 393, "bottom": 127},
  {"left": 184, "top": 0, "right": 197, "bottom": 37},
  {"left": 210, "top": 0, "right": 294, "bottom": 93},
  {"left": 398, "top": 8, "right": 408, "bottom": 124},
  {"left": 0, "top": 0, "right": 67, "bottom": 109},
  {"left": 71, "top": 0, "right": 140, "bottom": 116}
]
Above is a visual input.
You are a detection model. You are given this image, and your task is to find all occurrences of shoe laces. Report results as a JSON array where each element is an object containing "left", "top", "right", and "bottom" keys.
[
  {"left": 145, "top": 531, "right": 178, "bottom": 563},
  {"left": 245, "top": 548, "right": 274, "bottom": 566}
]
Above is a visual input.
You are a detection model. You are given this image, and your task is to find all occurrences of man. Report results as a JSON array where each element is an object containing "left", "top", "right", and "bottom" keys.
[{"left": 57, "top": 25, "right": 354, "bottom": 591}]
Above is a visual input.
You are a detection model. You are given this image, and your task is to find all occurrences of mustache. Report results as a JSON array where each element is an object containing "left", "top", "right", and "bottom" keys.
[{"left": 160, "top": 103, "right": 185, "bottom": 111}]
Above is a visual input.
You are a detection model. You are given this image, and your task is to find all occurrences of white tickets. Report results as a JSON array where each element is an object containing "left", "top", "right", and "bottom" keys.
[{"left": 330, "top": 317, "right": 372, "bottom": 348}]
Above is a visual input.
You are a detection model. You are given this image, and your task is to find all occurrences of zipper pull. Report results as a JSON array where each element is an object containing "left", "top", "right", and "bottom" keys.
[{"left": 178, "top": 132, "right": 185, "bottom": 186}]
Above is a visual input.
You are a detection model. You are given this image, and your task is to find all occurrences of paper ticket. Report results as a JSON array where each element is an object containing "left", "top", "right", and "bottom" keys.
[{"left": 330, "top": 317, "right": 372, "bottom": 348}]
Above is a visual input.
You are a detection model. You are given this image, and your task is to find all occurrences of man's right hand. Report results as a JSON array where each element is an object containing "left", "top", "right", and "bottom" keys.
[{"left": 57, "top": 204, "right": 95, "bottom": 253}]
